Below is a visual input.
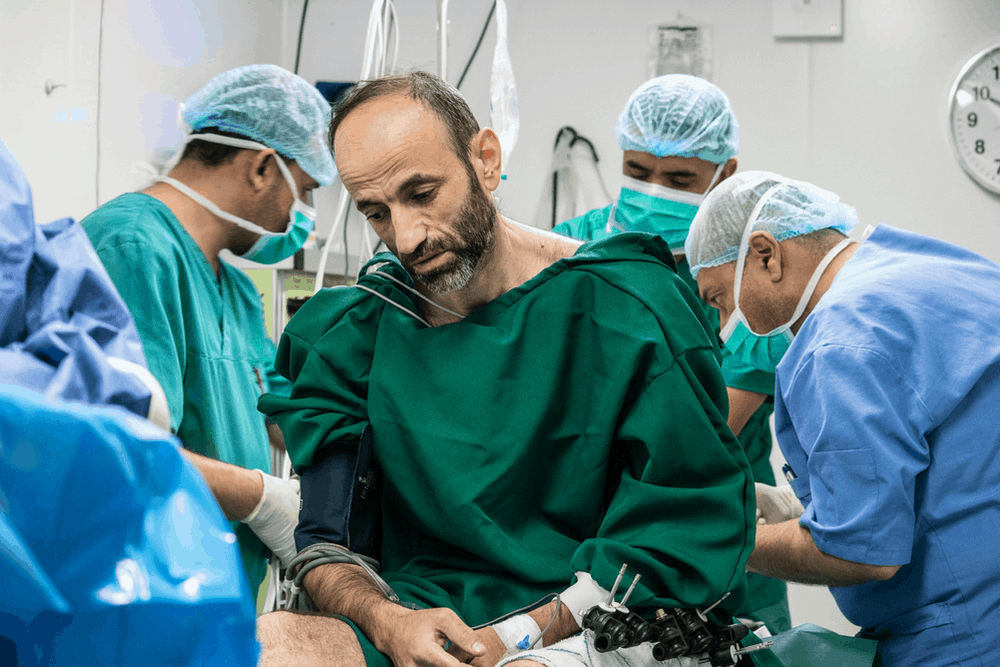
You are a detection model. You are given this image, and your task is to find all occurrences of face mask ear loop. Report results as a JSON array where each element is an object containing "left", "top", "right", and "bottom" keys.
[
  {"left": 271, "top": 153, "right": 316, "bottom": 219},
  {"left": 728, "top": 182, "right": 786, "bottom": 337},
  {"left": 156, "top": 176, "right": 280, "bottom": 238},
  {"left": 783, "top": 236, "right": 853, "bottom": 329},
  {"left": 701, "top": 161, "right": 727, "bottom": 197}
]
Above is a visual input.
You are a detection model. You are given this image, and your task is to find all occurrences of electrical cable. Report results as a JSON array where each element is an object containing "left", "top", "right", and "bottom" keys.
[
  {"left": 473, "top": 593, "right": 558, "bottom": 630},
  {"left": 456, "top": 1, "right": 496, "bottom": 89},
  {"left": 294, "top": 0, "right": 311, "bottom": 75},
  {"left": 315, "top": 0, "right": 398, "bottom": 294},
  {"left": 95, "top": 0, "right": 106, "bottom": 207},
  {"left": 343, "top": 200, "right": 350, "bottom": 277},
  {"left": 281, "top": 543, "right": 399, "bottom": 611},
  {"left": 529, "top": 595, "right": 562, "bottom": 649},
  {"left": 370, "top": 270, "right": 463, "bottom": 319},
  {"left": 291, "top": 0, "right": 311, "bottom": 270}
]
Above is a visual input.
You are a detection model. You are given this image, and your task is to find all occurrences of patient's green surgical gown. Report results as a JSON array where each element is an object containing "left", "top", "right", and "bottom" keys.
[
  {"left": 84, "top": 193, "right": 289, "bottom": 591},
  {"left": 555, "top": 204, "right": 790, "bottom": 632},
  {"left": 260, "top": 233, "right": 756, "bottom": 630}
]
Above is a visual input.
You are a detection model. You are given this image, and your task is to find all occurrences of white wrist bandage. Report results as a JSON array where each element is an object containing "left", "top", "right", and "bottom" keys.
[
  {"left": 492, "top": 614, "right": 542, "bottom": 653},
  {"left": 560, "top": 572, "right": 612, "bottom": 628}
]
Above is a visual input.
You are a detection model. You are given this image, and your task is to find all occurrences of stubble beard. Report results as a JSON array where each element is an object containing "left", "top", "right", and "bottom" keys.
[{"left": 406, "top": 169, "right": 499, "bottom": 294}]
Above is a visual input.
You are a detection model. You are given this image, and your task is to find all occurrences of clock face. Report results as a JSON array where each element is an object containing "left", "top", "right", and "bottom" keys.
[{"left": 949, "top": 44, "right": 1000, "bottom": 195}]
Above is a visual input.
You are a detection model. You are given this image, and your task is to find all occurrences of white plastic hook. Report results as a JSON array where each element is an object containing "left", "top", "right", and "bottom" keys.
[{"left": 44, "top": 79, "right": 66, "bottom": 96}]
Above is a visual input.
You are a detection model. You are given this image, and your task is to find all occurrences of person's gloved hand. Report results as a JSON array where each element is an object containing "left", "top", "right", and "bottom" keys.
[
  {"left": 755, "top": 483, "right": 804, "bottom": 525},
  {"left": 241, "top": 471, "right": 300, "bottom": 569}
]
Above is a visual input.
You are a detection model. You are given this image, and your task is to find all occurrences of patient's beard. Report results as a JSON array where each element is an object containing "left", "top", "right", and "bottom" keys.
[{"left": 406, "top": 172, "right": 498, "bottom": 295}]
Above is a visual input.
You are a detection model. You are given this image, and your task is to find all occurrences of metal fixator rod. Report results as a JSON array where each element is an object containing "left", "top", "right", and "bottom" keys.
[
  {"left": 698, "top": 591, "right": 731, "bottom": 620},
  {"left": 735, "top": 641, "right": 774, "bottom": 656},
  {"left": 618, "top": 574, "right": 641, "bottom": 608},
  {"left": 606, "top": 564, "right": 628, "bottom": 606}
]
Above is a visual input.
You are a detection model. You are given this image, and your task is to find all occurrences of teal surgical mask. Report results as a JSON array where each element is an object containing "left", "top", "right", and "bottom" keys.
[
  {"left": 157, "top": 133, "right": 316, "bottom": 265},
  {"left": 719, "top": 182, "right": 852, "bottom": 373},
  {"left": 609, "top": 163, "right": 724, "bottom": 253}
]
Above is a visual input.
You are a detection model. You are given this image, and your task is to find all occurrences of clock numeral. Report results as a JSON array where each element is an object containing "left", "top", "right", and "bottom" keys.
[
  {"left": 969, "top": 112, "right": 979, "bottom": 127},
  {"left": 974, "top": 85, "right": 992, "bottom": 100},
  {"left": 976, "top": 140, "right": 986, "bottom": 154},
  {"left": 995, "top": 159, "right": 1000, "bottom": 175},
  {"left": 994, "top": 65, "right": 1000, "bottom": 80}
]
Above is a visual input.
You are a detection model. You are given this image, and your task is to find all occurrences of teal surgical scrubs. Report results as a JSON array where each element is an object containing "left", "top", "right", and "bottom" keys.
[
  {"left": 554, "top": 204, "right": 790, "bottom": 632},
  {"left": 260, "top": 233, "right": 756, "bottom": 635},
  {"left": 83, "top": 192, "right": 289, "bottom": 591}
]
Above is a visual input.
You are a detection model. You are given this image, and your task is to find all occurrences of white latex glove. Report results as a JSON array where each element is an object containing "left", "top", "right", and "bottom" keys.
[
  {"left": 755, "top": 483, "right": 804, "bottom": 525},
  {"left": 242, "top": 470, "right": 300, "bottom": 569}
]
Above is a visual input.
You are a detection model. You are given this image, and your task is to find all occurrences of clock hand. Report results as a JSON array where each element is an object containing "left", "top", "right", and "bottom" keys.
[{"left": 988, "top": 95, "right": 1000, "bottom": 109}]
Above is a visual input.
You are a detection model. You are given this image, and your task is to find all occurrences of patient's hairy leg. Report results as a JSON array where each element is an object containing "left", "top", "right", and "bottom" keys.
[{"left": 257, "top": 611, "right": 365, "bottom": 667}]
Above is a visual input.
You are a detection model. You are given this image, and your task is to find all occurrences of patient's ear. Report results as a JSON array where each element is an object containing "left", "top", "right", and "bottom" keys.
[{"left": 471, "top": 129, "right": 502, "bottom": 192}]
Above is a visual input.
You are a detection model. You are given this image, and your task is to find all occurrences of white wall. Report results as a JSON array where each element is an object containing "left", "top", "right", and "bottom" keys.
[
  {"left": 0, "top": 0, "right": 101, "bottom": 225},
  {"left": 0, "top": 0, "right": 286, "bottom": 225},
  {"left": 289, "top": 0, "right": 1000, "bottom": 264}
]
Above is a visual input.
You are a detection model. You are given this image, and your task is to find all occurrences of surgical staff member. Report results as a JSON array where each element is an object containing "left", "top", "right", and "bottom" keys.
[
  {"left": 685, "top": 171, "right": 1000, "bottom": 666},
  {"left": 83, "top": 65, "right": 336, "bottom": 592},
  {"left": 553, "top": 75, "right": 790, "bottom": 632}
]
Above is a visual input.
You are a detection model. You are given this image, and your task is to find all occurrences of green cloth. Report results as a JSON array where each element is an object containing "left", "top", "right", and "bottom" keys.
[
  {"left": 260, "top": 233, "right": 756, "bottom": 628},
  {"left": 554, "top": 205, "right": 789, "bottom": 632},
  {"left": 83, "top": 192, "right": 287, "bottom": 591},
  {"left": 768, "top": 623, "right": 876, "bottom": 667}
]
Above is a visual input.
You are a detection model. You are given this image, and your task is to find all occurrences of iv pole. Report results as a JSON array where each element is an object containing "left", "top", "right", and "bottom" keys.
[{"left": 436, "top": 0, "right": 449, "bottom": 79}]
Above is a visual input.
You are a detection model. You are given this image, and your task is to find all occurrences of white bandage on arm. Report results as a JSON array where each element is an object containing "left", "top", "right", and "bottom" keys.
[
  {"left": 493, "top": 614, "right": 542, "bottom": 653},
  {"left": 559, "top": 572, "right": 612, "bottom": 629}
]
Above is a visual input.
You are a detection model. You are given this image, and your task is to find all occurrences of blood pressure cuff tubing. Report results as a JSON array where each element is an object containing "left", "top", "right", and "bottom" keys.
[{"left": 295, "top": 425, "right": 382, "bottom": 561}]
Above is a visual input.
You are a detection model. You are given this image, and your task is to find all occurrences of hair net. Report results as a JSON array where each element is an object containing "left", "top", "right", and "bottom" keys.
[
  {"left": 685, "top": 170, "right": 860, "bottom": 278},
  {"left": 182, "top": 64, "right": 335, "bottom": 186},
  {"left": 614, "top": 74, "right": 739, "bottom": 163}
]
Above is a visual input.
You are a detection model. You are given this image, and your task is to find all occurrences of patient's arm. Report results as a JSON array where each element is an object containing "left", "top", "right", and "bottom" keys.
[
  {"left": 449, "top": 597, "right": 581, "bottom": 667},
  {"left": 304, "top": 563, "right": 485, "bottom": 667}
]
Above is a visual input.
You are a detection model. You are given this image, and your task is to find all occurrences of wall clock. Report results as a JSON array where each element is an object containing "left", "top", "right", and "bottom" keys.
[{"left": 949, "top": 43, "right": 1000, "bottom": 195}]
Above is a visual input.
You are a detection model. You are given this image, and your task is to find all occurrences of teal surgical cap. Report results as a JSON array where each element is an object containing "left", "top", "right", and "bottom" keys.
[
  {"left": 685, "top": 171, "right": 860, "bottom": 279},
  {"left": 615, "top": 74, "right": 739, "bottom": 163},
  {"left": 182, "top": 64, "right": 335, "bottom": 186}
]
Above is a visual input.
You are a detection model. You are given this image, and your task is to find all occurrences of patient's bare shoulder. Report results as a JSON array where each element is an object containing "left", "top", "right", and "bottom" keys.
[{"left": 507, "top": 219, "right": 582, "bottom": 264}]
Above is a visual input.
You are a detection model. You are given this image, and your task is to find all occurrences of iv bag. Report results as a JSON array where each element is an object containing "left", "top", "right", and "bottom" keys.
[{"left": 489, "top": 0, "right": 519, "bottom": 175}]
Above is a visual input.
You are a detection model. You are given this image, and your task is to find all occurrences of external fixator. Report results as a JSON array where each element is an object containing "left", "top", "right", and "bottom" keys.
[{"left": 580, "top": 564, "right": 774, "bottom": 666}]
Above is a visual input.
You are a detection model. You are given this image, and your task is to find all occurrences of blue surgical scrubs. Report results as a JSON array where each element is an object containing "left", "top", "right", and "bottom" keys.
[{"left": 774, "top": 224, "right": 1000, "bottom": 666}]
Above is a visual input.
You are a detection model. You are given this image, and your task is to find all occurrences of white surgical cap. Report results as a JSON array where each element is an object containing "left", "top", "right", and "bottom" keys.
[
  {"left": 685, "top": 171, "right": 860, "bottom": 279},
  {"left": 182, "top": 64, "right": 336, "bottom": 186},
  {"left": 615, "top": 74, "right": 739, "bottom": 163}
]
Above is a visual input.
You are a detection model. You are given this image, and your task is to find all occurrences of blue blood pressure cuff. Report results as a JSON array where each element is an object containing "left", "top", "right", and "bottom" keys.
[{"left": 295, "top": 426, "right": 382, "bottom": 562}]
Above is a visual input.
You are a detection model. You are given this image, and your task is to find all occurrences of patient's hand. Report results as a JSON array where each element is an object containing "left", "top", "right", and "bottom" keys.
[
  {"left": 448, "top": 627, "right": 506, "bottom": 666},
  {"left": 376, "top": 605, "right": 485, "bottom": 667}
]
